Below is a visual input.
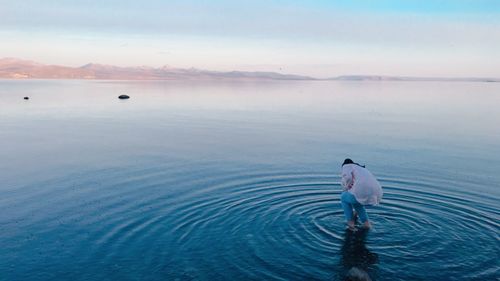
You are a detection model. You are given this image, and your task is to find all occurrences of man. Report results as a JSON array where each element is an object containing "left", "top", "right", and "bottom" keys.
[{"left": 340, "top": 159, "right": 383, "bottom": 230}]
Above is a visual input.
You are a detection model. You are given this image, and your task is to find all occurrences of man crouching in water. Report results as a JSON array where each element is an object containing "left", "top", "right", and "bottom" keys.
[{"left": 340, "top": 158, "right": 383, "bottom": 230}]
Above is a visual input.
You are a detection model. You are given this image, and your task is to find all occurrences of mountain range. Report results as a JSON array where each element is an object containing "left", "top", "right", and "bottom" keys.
[
  {"left": 0, "top": 58, "right": 498, "bottom": 82},
  {"left": 0, "top": 58, "right": 313, "bottom": 80}
]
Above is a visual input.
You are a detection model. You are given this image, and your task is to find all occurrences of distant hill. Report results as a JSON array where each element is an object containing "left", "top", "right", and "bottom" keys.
[
  {"left": 0, "top": 58, "right": 498, "bottom": 82},
  {"left": 0, "top": 58, "right": 314, "bottom": 80}
]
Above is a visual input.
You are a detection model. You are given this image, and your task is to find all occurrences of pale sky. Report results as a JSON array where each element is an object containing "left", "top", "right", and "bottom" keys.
[{"left": 1, "top": 0, "right": 499, "bottom": 78}]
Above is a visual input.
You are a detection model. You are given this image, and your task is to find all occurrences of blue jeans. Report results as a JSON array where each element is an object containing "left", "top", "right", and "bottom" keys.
[{"left": 341, "top": 191, "right": 368, "bottom": 223}]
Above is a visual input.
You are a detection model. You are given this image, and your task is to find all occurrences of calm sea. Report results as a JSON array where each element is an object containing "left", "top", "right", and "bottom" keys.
[{"left": 1, "top": 80, "right": 499, "bottom": 281}]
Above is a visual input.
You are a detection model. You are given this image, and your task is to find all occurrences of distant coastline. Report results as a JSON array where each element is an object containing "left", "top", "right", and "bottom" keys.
[
  {"left": 329, "top": 75, "right": 500, "bottom": 83},
  {"left": 1, "top": 58, "right": 498, "bottom": 82}
]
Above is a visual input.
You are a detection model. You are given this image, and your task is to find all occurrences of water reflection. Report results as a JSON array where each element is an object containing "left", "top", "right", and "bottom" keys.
[
  {"left": 339, "top": 229, "right": 378, "bottom": 281},
  {"left": 1, "top": 80, "right": 499, "bottom": 280}
]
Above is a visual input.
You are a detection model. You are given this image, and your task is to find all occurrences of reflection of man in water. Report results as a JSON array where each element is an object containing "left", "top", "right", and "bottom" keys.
[{"left": 340, "top": 228, "right": 378, "bottom": 281}]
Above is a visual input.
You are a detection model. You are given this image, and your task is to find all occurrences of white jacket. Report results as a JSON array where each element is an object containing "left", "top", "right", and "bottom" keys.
[{"left": 341, "top": 164, "right": 383, "bottom": 205}]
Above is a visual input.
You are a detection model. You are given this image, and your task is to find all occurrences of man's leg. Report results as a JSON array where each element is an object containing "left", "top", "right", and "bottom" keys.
[
  {"left": 341, "top": 192, "right": 355, "bottom": 229},
  {"left": 353, "top": 203, "right": 370, "bottom": 228}
]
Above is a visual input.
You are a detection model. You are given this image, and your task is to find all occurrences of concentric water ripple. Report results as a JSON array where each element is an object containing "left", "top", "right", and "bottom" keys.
[{"left": 1, "top": 163, "right": 499, "bottom": 281}]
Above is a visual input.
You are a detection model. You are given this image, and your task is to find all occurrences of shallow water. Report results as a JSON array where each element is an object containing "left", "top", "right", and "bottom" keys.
[{"left": 0, "top": 80, "right": 499, "bottom": 281}]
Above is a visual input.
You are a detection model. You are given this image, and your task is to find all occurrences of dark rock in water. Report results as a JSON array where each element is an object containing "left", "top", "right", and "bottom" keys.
[
  {"left": 24, "top": 97, "right": 29, "bottom": 100},
  {"left": 118, "top": 95, "right": 130, "bottom": 99}
]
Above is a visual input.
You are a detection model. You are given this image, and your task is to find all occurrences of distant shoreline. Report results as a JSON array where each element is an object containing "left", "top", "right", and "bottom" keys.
[
  {"left": 1, "top": 58, "right": 498, "bottom": 82},
  {"left": 0, "top": 77, "right": 500, "bottom": 83}
]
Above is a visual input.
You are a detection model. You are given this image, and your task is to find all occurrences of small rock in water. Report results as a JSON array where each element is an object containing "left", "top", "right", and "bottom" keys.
[
  {"left": 24, "top": 97, "right": 29, "bottom": 100},
  {"left": 118, "top": 95, "right": 130, "bottom": 99}
]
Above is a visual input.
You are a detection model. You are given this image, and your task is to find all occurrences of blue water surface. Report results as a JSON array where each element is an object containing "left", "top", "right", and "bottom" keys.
[{"left": 0, "top": 80, "right": 499, "bottom": 281}]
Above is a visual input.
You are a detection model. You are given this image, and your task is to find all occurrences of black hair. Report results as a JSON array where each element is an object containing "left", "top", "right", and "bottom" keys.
[{"left": 342, "top": 158, "right": 365, "bottom": 168}]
